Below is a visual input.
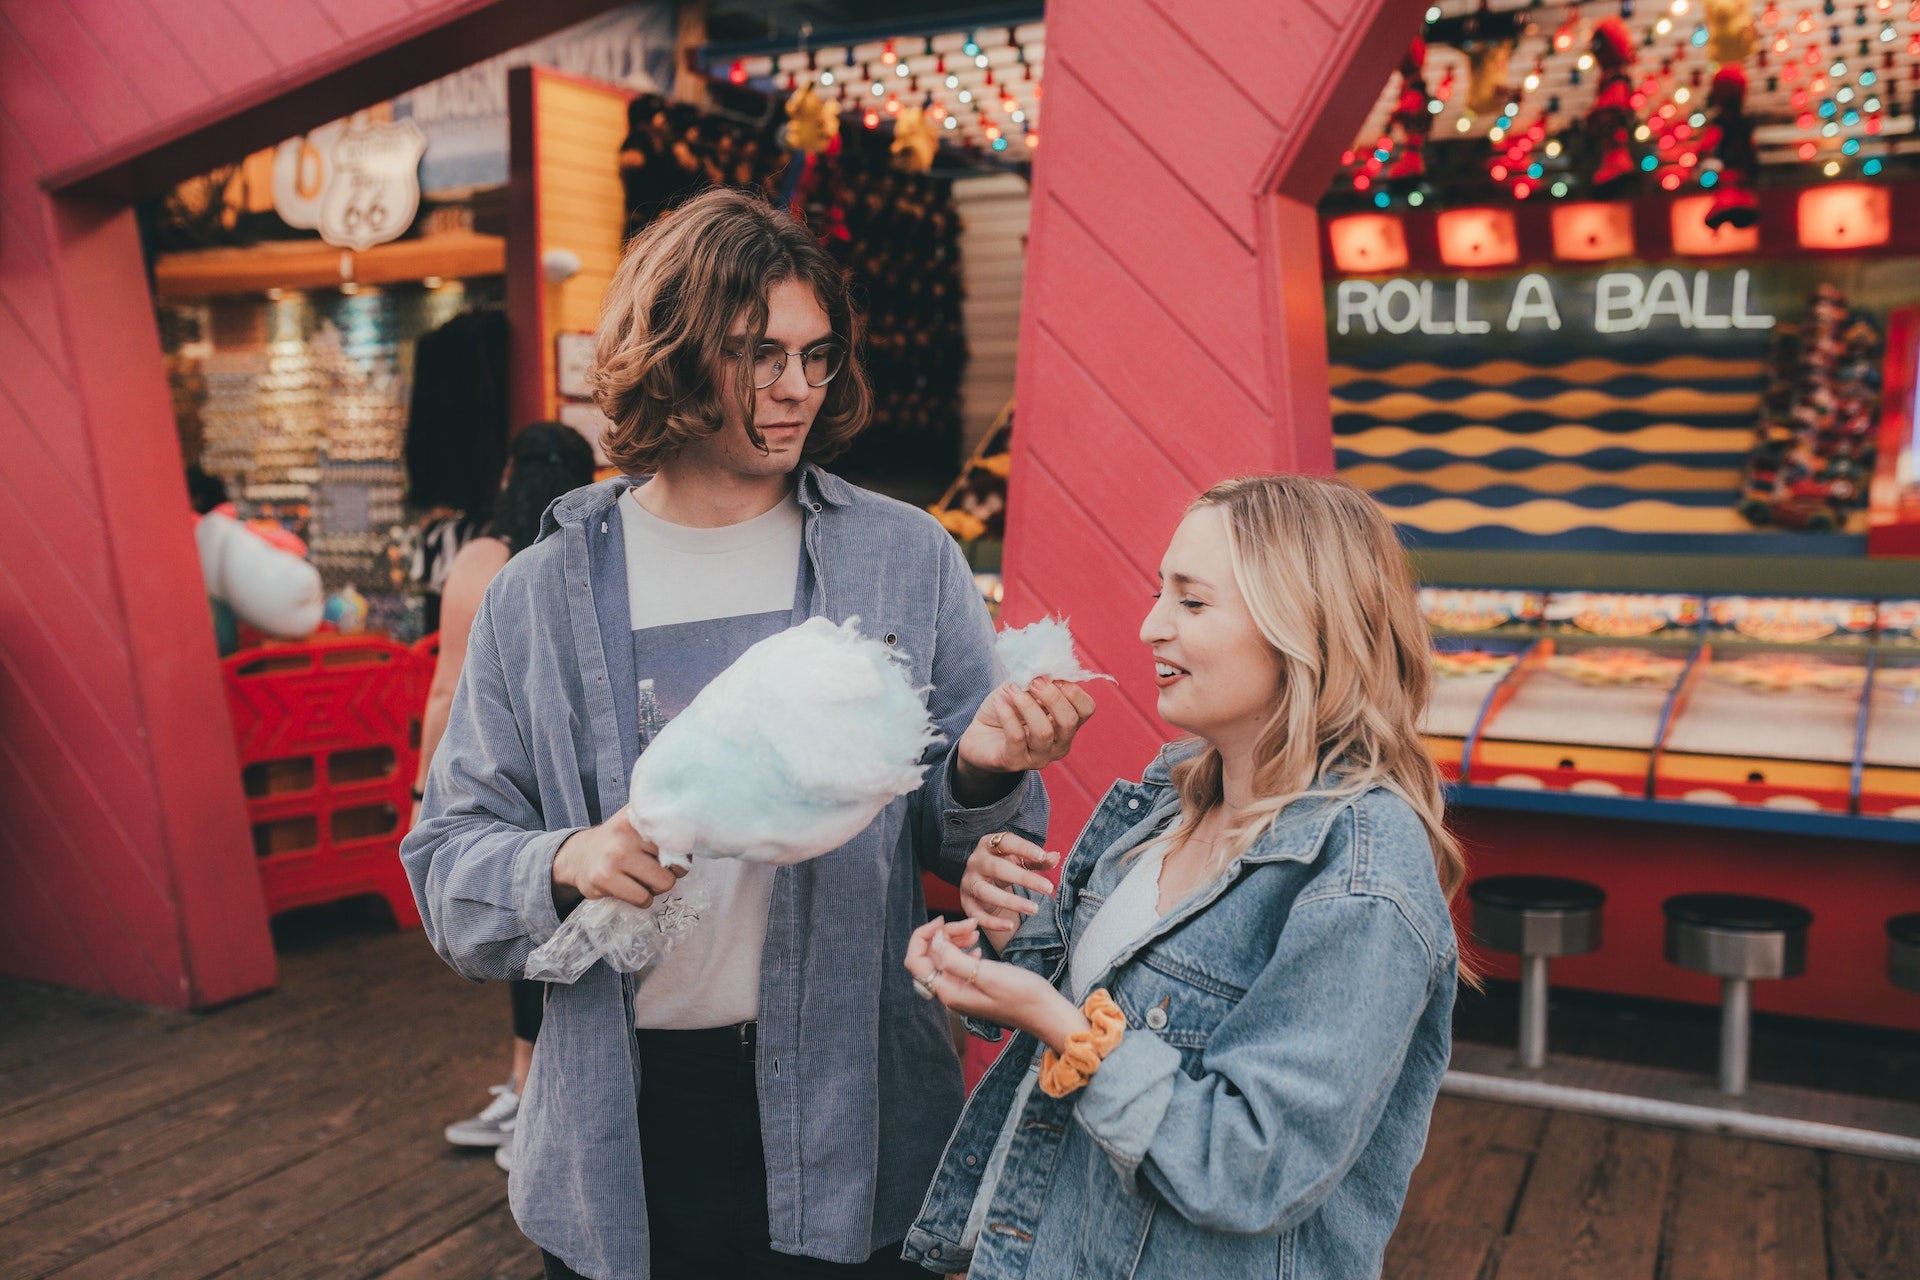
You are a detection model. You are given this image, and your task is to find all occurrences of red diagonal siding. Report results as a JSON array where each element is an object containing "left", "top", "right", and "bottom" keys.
[
  {"left": 0, "top": 0, "right": 619, "bottom": 1008},
  {"left": 1007, "top": 0, "right": 1428, "bottom": 842}
]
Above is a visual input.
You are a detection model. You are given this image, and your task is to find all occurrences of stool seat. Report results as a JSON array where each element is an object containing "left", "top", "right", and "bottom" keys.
[
  {"left": 1468, "top": 875, "right": 1607, "bottom": 913},
  {"left": 1664, "top": 893, "right": 1814, "bottom": 934},
  {"left": 1469, "top": 875, "right": 1605, "bottom": 958},
  {"left": 1890, "top": 914, "right": 1920, "bottom": 994}
]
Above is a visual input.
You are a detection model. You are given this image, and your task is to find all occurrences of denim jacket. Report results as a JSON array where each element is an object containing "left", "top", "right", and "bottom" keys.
[
  {"left": 401, "top": 467, "right": 1046, "bottom": 1279},
  {"left": 903, "top": 744, "right": 1457, "bottom": 1280}
]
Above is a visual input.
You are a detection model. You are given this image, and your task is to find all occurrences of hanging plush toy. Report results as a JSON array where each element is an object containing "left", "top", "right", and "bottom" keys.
[
  {"left": 784, "top": 80, "right": 840, "bottom": 154},
  {"left": 889, "top": 104, "right": 939, "bottom": 173},
  {"left": 1704, "top": 0, "right": 1759, "bottom": 65},
  {"left": 1388, "top": 38, "right": 1434, "bottom": 181},
  {"left": 1702, "top": 64, "right": 1762, "bottom": 228},
  {"left": 1586, "top": 17, "right": 1639, "bottom": 191}
]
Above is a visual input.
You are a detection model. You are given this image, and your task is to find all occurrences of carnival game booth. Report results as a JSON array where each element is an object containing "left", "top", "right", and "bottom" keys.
[{"left": 1321, "top": 0, "right": 1920, "bottom": 1041}]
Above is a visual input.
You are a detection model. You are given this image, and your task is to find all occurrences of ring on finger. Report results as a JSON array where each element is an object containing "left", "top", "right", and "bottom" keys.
[
  {"left": 913, "top": 970, "right": 938, "bottom": 1001},
  {"left": 967, "top": 957, "right": 984, "bottom": 986},
  {"left": 988, "top": 832, "right": 1004, "bottom": 852}
]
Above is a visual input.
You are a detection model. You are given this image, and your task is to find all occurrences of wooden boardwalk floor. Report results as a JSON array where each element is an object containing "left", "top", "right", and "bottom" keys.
[{"left": 2, "top": 904, "right": 1915, "bottom": 1280}]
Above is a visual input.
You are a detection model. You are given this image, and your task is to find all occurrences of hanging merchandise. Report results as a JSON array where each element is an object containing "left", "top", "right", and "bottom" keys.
[
  {"left": 1586, "top": 17, "right": 1641, "bottom": 189},
  {"left": 1702, "top": 64, "right": 1763, "bottom": 227},
  {"left": 1389, "top": 38, "right": 1435, "bottom": 181},
  {"left": 1705, "top": 0, "right": 1762, "bottom": 62},
  {"left": 890, "top": 103, "right": 940, "bottom": 172},
  {"left": 403, "top": 309, "right": 509, "bottom": 518},
  {"left": 785, "top": 79, "right": 841, "bottom": 154}
]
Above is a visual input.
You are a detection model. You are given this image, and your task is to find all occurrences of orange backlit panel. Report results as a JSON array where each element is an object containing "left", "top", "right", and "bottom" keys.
[
  {"left": 1435, "top": 207, "right": 1520, "bottom": 269},
  {"left": 1551, "top": 202, "right": 1635, "bottom": 261},
  {"left": 1797, "top": 185, "right": 1891, "bottom": 250},
  {"left": 1669, "top": 195, "right": 1762, "bottom": 256},
  {"left": 1326, "top": 214, "right": 1409, "bottom": 274}
]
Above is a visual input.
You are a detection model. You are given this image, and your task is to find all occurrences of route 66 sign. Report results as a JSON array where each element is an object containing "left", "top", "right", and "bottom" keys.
[{"left": 315, "top": 119, "right": 427, "bottom": 252}]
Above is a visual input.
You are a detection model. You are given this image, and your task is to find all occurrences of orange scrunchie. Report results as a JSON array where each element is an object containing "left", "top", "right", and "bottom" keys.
[{"left": 1038, "top": 989, "right": 1127, "bottom": 1098}]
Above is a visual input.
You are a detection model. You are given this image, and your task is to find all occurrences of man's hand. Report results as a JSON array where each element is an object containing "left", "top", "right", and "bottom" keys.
[
  {"left": 954, "top": 677, "right": 1096, "bottom": 797},
  {"left": 551, "top": 807, "right": 686, "bottom": 910}
]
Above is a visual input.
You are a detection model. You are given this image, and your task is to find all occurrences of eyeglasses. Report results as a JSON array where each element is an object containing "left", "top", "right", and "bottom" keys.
[{"left": 727, "top": 339, "right": 847, "bottom": 390}]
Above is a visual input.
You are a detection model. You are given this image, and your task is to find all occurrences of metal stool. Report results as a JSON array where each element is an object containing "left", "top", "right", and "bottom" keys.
[
  {"left": 1890, "top": 915, "right": 1920, "bottom": 995},
  {"left": 1468, "top": 876, "right": 1605, "bottom": 1069},
  {"left": 1663, "top": 893, "right": 1812, "bottom": 1096}
]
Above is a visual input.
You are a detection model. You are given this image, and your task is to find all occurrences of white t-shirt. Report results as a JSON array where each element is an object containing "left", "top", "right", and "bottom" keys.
[{"left": 619, "top": 486, "right": 804, "bottom": 1029}]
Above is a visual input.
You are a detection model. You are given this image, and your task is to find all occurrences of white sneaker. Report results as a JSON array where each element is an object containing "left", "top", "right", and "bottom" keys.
[
  {"left": 495, "top": 1127, "right": 514, "bottom": 1172},
  {"left": 445, "top": 1083, "right": 519, "bottom": 1147}
]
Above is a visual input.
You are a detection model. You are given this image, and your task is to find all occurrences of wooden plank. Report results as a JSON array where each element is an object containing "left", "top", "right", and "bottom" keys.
[
  {"left": 1030, "top": 195, "right": 1269, "bottom": 487},
  {"left": 4, "top": 3, "right": 154, "bottom": 141},
  {"left": 59, "top": 0, "right": 215, "bottom": 121},
  {"left": 1493, "top": 1111, "right": 1678, "bottom": 1280},
  {"left": 1825, "top": 1152, "right": 1920, "bottom": 1280},
  {"left": 1045, "top": 0, "right": 1281, "bottom": 249},
  {"left": 1384, "top": 1096, "right": 1547, "bottom": 1279},
  {"left": 1042, "top": 61, "right": 1269, "bottom": 408},
  {"left": 219, "top": 0, "right": 348, "bottom": 72},
  {"left": 377, "top": 1207, "right": 544, "bottom": 1280},
  {"left": 1138, "top": 0, "right": 1336, "bottom": 134},
  {"left": 0, "top": 23, "right": 98, "bottom": 171},
  {"left": 1658, "top": 1134, "right": 1825, "bottom": 1280}
]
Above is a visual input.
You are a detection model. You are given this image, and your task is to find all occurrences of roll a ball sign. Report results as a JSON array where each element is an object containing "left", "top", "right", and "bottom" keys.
[{"left": 1331, "top": 266, "right": 1777, "bottom": 341}]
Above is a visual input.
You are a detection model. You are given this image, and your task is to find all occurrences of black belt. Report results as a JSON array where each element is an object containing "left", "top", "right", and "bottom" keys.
[{"left": 634, "top": 1020, "right": 758, "bottom": 1062}]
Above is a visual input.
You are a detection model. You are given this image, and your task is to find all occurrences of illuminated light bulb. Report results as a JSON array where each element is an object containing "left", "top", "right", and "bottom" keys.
[
  {"left": 1374, "top": 191, "right": 1391, "bottom": 208},
  {"left": 1551, "top": 180, "right": 1570, "bottom": 196},
  {"left": 863, "top": 110, "right": 880, "bottom": 128},
  {"left": 1867, "top": 112, "right": 1883, "bottom": 131},
  {"left": 992, "top": 136, "right": 1008, "bottom": 151},
  {"left": 1833, "top": 58, "right": 1849, "bottom": 73},
  {"left": 1800, "top": 110, "right": 1818, "bottom": 126},
  {"left": 1839, "top": 85, "right": 1856, "bottom": 101},
  {"left": 1806, "top": 44, "right": 1823, "bottom": 63},
  {"left": 1864, "top": 155, "right": 1882, "bottom": 172},
  {"left": 872, "top": 81, "right": 885, "bottom": 95},
  {"left": 1824, "top": 159, "right": 1842, "bottom": 173},
  {"left": 1866, "top": 94, "right": 1882, "bottom": 109},
  {"left": 1528, "top": 161, "right": 1544, "bottom": 177},
  {"left": 1492, "top": 163, "right": 1510, "bottom": 180},
  {"left": 946, "top": 74, "right": 959, "bottom": 88},
  {"left": 1642, "top": 154, "right": 1660, "bottom": 170},
  {"left": 1675, "top": 86, "right": 1691, "bottom": 102},
  {"left": 1680, "top": 151, "right": 1698, "bottom": 166},
  {"left": 1844, "top": 107, "right": 1861, "bottom": 122},
  {"left": 1011, "top": 109, "right": 1026, "bottom": 122},
  {"left": 1546, "top": 139, "right": 1563, "bottom": 155},
  {"left": 1822, "top": 119, "right": 1841, "bottom": 133},
  {"left": 1636, "top": 123, "right": 1654, "bottom": 139},
  {"left": 1025, "top": 131, "right": 1038, "bottom": 148},
  {"left": 881, "top": 42, "right": 897, "bottom": 65},
  {"left": 1883, "top": 20, "right": 1899, "bottom": 38},
  {"left": 1701, "top": 167, "right": 1720, "bottom": 186},
  {"left": 1578, "top": 52, "right": 1596, "bottom": 69},
  {"left": 1429, "top": 98, "right": 1445, "bottom": 114},
  {"left": 1514, "top": 180, "right": 1533, "bottom": 198},
  {"left": 896, "top": 62, "right": 910, "bottom": 77},
  {"left": 1800, "top": 139, "right": 1818, "bottom": 156},
  {"left": 1426, "top": 4, "right": 1441, "bottom": 19},
  {"left": 1656, "top": 16, "right": 1674, "bottom": 33},
  {"left": 1843, "top": 136, "right": 1861, "bottom": 152},
  {"left": 1408, "top": 189, "right": 1427, "bottom": 207},
  {"left": 1691, "top": 111, "right": 1708, "bottom": 125},
  {"left": 1675, "top": 122, "right": 1694, "bottom": 140},
  {"left": 1490, "top": 126, "right": 1507, "bottom": 141},
  {"left": 1820, "top": 98, "right": 1838, "bottom": 115},
  {"left": 1793, "top": 87, "right": 1811, "bottom": 107},
  {"left": 1813, "top": 74, "right": 1830, "bottom": 91},
  {"left": 1354, "top": 173, "right": 1371, "bottom": 190},
  {"left": 1797, "top": 10, "right": 1816, "bottom": 32},
  {"left": 1662, "top": 171, "right": 1683, "bottom": 188},
  {"left": 1457, "top": 115, "right": 1474, "bottom": 132},
  {"left": 975, "top": 53, "right": 990, "bottom": 68},
  {"left": 886, "top": 95, "right": 901, "bottom": 114},
  {"left": 942, "top": 115, "right": 958, "bottom": 130},
  {"left": 1775, "top": 33, "right": 1793, "bottom": 52},
  {"left": 1862, "top": 68, "right": 1879, "bottom": 85},
  {"left": 1525, "top": 73, "right": 1541, "bottom": 90},
  {"left": 820, "top": 69, "right": 836, "bottom": 86},
  {"left": 1765, "top": 0, "right": 1783, "bottom": 19},
  {"left": 958, "top": 88, "right": 972, "bottom": 102}
]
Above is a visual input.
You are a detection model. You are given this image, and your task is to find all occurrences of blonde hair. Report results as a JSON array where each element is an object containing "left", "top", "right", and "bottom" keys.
[
  {"left": 587, "top": 187, "right": 873, "bottom": 475},
  {"left": 1167, "top": 475, "right": 1468, "bottom": 912}
]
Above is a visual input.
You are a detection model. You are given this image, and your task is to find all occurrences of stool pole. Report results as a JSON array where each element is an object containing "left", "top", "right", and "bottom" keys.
[
  {"left": 1518, "top": 953, "right": 1549, "bottom": 1070},
  {"left": 1719, "top": 976, "right": 1751, "bottom": 1096}
]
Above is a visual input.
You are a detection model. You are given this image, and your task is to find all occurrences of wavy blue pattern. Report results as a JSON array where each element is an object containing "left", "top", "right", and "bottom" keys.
[
  {"left": 1332, "top": 410, "right": 1755, "bottom": 434},
  {"left": 1334, "top": 374, "right": 1763, "bottom": 403},
  {"left": 1370, "top": 482, "right": 1738, "bottom": 510},
  {"left": 1334, "top": 446, "right": 1749, "bottom": 472}
]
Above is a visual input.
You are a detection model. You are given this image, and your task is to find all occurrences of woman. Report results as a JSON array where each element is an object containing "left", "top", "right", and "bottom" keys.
[
  {"left": 420, "top": 422, "right": 597, "bottom": 1170},
  {"left": 901, "top": 474, "right": 1466, "bottom": 1280}
]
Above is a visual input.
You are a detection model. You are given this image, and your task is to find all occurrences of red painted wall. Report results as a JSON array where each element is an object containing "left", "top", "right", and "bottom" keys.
[
  {"left": 0, "top": 0, "right": 616, "bottom": 1008},
  {"left": 1005, "top": 0, "right": 1431, "bottom": 842}
]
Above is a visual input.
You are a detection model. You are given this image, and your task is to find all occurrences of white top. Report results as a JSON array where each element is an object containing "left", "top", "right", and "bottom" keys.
[
  {"left": 619, "top": 487, "right": 804, "bottom": 1030},
  {"left": 1068, "top": 838, "right": 1172, "bottom": 1001}
]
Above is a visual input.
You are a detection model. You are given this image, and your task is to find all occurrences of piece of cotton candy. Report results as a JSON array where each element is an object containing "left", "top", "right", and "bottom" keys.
[
  {"left": 630, "top": 615, "right": 940, "bottom": 869},
  {"left": 525, "top": 616, "right": 940, "bottom": 985},
  {"left": 995, "top": 616, "right": 1113, "bottom": 687}
]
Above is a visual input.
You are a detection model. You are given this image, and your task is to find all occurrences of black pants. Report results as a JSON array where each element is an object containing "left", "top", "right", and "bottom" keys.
[
  {"left": 509, "top": 978, "right": 545, "bottom": 1043},
  {"left": 539, "top": 1024, "right": 923, "bottom": 1280}
]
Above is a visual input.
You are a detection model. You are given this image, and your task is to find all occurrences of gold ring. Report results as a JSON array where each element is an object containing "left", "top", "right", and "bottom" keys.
[
  {"left": 988, "top": 832, "right": 1004, "bottom": 851},
  {"left": 913, "top": 971, "right": 938, "bottom": 1001},
  {"left": 967, "top": 958, "right": 984, "bottom": 986}
]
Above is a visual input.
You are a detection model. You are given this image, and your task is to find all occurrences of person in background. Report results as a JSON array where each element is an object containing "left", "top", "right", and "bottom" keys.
[
  {"left": 417, "top": 423, "right": 598, "bottom": 1172},
  {"left": 402, "top": 187, "right": 1091, "bottom": 1280},
  {"left": 902, "top": 474, "right": 1466, "bottom": 1280}
]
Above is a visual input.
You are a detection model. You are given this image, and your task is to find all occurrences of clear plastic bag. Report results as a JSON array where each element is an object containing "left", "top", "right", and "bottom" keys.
[{"left": 523, "top": 884, "right": 714, "bottom": 983}]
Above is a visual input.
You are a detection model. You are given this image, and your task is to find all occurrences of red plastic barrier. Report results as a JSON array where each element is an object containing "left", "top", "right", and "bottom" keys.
[{"left": 223, "top": 636, "right": 423, "bottom": 927}]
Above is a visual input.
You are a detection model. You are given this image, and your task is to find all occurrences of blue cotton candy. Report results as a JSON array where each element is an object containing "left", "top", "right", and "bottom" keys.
[
  {"left": 629, "top": 615, "right": 940, "bottom": 869},
  {"left": 995, "top": 616, "right": 1113, "bottom": 687}
]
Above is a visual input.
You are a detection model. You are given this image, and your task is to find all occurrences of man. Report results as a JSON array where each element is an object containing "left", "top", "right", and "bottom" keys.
[{"left": 402, "top": 187, "right": 1091, "bottom": 1280}]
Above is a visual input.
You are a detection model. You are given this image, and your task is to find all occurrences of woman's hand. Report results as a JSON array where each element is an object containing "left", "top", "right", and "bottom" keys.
[
  {"left": 961, "top": 831, "right": 1059, "bottom": 953},
  {"left": 905, "top": 918, "right": 1089, "bottom": 1053},
  {"left": 956, "top": 677, "right": 1096, "bottom": 779}
]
